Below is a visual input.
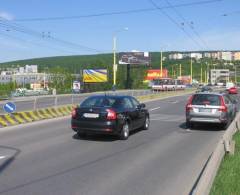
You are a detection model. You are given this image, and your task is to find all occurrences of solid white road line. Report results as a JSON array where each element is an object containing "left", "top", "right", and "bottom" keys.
[{"left": 149, "top": 107, "right": 161, "bottom": 111}]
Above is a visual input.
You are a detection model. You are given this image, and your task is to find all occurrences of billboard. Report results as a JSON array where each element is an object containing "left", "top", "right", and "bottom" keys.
[
  {"left": 119, "top": 52, "right": 150, "bottom": 65},
  {"left": 83, "top": 69, "right": 108, "bottom": 83},
  {"left": 144, "top": 69, "right": 168, "bottom": 81}
]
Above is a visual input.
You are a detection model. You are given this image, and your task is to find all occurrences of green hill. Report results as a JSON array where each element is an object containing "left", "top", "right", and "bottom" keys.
[{"left": 0, "top": 52, "right": 236, "bottom": 92}]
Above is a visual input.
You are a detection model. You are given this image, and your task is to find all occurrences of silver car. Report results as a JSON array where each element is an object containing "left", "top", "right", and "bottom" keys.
[{"left": 185, "top": 92, "right": 236, "bottom": 129}]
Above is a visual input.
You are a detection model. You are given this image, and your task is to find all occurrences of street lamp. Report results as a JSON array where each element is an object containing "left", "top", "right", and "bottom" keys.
[{"left": 112, "top": 27, "right": 128, "bottom": 89}]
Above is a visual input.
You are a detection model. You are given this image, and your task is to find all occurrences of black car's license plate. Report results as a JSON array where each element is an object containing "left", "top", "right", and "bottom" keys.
[{"left": 83, "top": 113, "right": 99, "bottom": 118}]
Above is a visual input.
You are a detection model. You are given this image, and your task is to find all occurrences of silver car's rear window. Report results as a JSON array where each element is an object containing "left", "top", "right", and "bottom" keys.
[{"left": 192, "top": 94, "right": 221, "bottom": 106}]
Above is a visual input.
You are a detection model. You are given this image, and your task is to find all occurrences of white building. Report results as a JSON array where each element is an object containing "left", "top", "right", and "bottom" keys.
[
  {"left": 190, "top": 53, "right": 203, "bottom": 59},
  {"left": 25, "top": 65, "right": 38, "bottom": 73},
  {"left": 203, "top": 52, "right": 211, "bottom": 58},
  {"left": 169, "top": 53, "right": 183, "bottom": 60},
  {"left": 221, "top": 52, "right": 232, "bottom": 61},
  {"left": 1, "top": 71, "right": 12, "bottom": 76},
  {"left": 19, "top": 67, "right": 25, "bottom": 74},
  {"left": 210, "top": 69, "right": 229, "bottom": 85}
]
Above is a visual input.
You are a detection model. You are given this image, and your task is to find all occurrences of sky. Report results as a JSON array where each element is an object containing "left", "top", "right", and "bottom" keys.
[{"left": 0, "top": 0, "right": 239, "bottom": 62}]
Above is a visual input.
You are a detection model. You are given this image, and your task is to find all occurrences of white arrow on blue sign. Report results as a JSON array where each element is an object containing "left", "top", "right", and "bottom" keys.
[{"left": 3, "top": 102, "right": 16, "bottom": 113}]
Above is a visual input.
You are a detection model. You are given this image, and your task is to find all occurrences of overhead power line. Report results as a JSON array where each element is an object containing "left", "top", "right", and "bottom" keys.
[
  {"left": 13, "top": 0, "right": 224, "bottom": 22},
  {"left": 148, "top": 0, "right": 204, "bottom": 50},
  {"left": 0, "top": 18, "right": 106, "bottom": 53},
  {"left": 222, "top": 10, "right": 240, "bottom": 17},
  {"left": 0, "top": 30, "right": 81, "bottom": 54},
  {"left": 163, "top": 0, "right": 210, "bottom": 50}
]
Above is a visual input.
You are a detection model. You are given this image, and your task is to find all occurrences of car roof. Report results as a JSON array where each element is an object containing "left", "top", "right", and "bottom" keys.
[
  {"left": 87, "top": 94, "right": 134, "bottom": 99},
  {"left": 194, "top": 91, "right": 225, "bottom": 96}
]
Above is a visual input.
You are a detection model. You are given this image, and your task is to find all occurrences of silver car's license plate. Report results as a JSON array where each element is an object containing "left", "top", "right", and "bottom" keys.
[
  {"left": 83, "top": 113, "right": 99, "bottom": 118},
  {"left": 199, "top": 108, "right": 211, "bottom": 113}
]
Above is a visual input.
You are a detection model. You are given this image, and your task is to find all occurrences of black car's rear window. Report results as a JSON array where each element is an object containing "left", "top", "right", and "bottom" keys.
[
  {"left": 80, "top": 96, "right": 117, "bottom": 107},
  {"left": 192, "top": 94, "right": 221, "bottom": 106}
]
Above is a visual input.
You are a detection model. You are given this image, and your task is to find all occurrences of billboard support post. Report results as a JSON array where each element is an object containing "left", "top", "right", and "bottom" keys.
[{"left": 126, "top": 64, "right": 131, "bottom": 89}]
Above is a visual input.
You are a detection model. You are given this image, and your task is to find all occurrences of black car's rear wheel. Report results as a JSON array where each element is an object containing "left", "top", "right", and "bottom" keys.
[
  {"left": 77, "top": 131, "right": 87, "bottom": 138},
  {"left": 142, "top": 116, "right": 150, "bottom": 130},
  {"left": 119, "top": 123, "right": 129, "bottom": 140}
]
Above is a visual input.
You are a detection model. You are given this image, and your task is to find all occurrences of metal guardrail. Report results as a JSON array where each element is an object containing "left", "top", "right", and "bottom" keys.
[
  {"left": 0, "top": 89, "right": 155, "bottom": 114},
  {"left": 0, "top": 89, "right": 193, "bottom": 114},
  {"left": 192, "top": 112, "right": 240, "bottom": 195}
]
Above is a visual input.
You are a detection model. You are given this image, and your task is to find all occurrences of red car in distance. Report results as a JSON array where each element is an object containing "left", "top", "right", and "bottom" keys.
[{"left": 228, "top": 87, "right": 238, "bottom": 94}]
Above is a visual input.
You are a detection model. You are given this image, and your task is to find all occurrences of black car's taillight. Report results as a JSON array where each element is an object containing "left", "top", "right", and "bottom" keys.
[
  {"left": 71, "top": 107, "right": 77, "bottom": 118},
  {"left": 106, "top": 109, "right": 117, "bottom": 120}
]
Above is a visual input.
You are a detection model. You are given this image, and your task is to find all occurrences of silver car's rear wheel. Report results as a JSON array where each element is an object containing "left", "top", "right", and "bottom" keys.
[{"left": 186, "top": 121, "right": 194, "bottom": 129}]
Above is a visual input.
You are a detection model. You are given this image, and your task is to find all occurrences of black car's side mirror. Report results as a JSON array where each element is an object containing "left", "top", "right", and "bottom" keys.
[{"left": 138, "top": 103, "right": 146, "bottom": 109}]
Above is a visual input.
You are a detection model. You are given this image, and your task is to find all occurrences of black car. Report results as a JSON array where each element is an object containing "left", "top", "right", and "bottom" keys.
[{"left": 71, "top": 95, "right": 150, "bottom": 140}]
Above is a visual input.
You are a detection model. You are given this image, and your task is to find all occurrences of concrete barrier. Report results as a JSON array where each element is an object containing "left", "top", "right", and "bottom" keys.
[
  {"left": 192, "top": 112, "right": 240, "bottom": 195},
  {"left": 0, "top": 105, "right": 72, "bottom": 128}
]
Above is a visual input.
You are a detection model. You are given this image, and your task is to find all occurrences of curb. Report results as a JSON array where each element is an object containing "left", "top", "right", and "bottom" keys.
[{"left": 192, "top": 112, "right": 240, "bottom": 195}]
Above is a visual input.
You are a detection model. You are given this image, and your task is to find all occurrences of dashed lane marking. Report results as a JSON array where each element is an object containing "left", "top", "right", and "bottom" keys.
[
  {"left": 149, "top": 107, "right": 161, "bottom": 111},
  {"left": 0, "top": 156, "right": 6, "bottom": 160}
]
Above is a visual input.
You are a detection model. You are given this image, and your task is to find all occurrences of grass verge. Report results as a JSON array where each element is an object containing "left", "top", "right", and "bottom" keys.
[
  {"left": 210, "top": 131, "right": 240, "bottom": 195},
  {"left": 137, "top": 89, "right": 195, "bottom": 102}
]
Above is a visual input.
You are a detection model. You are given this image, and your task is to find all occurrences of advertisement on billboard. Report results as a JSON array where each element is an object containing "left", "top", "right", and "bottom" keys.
[
  {"left": 83, "top": 69, "right": 108, "bottom": 83},
  {"left": 144, "top": 69, "right": 168, "bottom": 81},
  {"left": 119, "top": 52, "right": 150, "bottom": 65}
]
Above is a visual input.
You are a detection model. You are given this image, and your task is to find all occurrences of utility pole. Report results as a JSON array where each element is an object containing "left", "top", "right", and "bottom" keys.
[
  {"left": 205, "top": 70, "right": 207, "bottom": 84},
  {"left": 179, "top": 64, "right": 182, "bottom": 78},
  {"left": 201, "top": 64, "right": 203, "bottom": 84},
  {"left": 160, "top": 51, "right": 163, "bottom": 77},
  {"left": 235, "top": 65, "right": 237, "bottom": 83},
  {"left": 190, "top": 58, "right": 193, "bottom": 84},
  {"left": 113, "top": 36, "right": 117, "bottom": 87}
]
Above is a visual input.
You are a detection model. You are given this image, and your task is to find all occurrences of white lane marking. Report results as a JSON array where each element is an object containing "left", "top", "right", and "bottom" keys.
[
  {"left": 171, "top": 100, "right": 179, "bottom": 104},
  {"left": 149, "top": 107, "right": 161, "bottom": 111},
  {"left": 0, "top": 156, "right": 6, "bottom": 160}
]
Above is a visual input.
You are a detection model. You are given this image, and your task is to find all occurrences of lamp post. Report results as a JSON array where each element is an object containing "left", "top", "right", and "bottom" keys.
[
  {"left": 112, "top": 27, "right": 128, "bottom": 89},
  {"left": 160, "top": 51, "right": 163, "bottom": 77},
  {"left": 190, "top": 57, "right": 193, "bottom": 84}
]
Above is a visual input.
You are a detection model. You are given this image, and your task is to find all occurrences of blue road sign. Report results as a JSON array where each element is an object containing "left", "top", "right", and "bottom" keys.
[{"left": 3, "top": 102, "right": 16, "bottom": 113}]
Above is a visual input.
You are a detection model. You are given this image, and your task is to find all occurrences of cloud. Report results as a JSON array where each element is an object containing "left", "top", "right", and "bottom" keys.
[{"left": 0, "top": 11, "right": 14, "bottom": 20}]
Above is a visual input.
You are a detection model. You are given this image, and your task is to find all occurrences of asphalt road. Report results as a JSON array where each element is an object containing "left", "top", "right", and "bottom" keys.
[{"left": 0, "top": 94, "right": 225, "bottom": 195}]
